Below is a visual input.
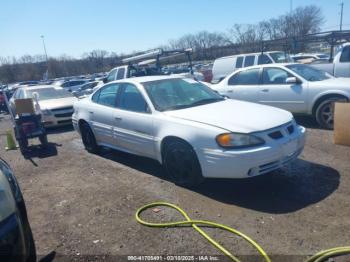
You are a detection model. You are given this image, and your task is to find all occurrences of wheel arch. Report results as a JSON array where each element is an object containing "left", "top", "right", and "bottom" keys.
[
  {"left": 160, "top": 136, "right": 195, "bottom": 164},
  {"left": 78, "top": 119, "right": 89, "bottom": 133},
  {"left": 311, "top": 93, "right": 349, "bottom": 116}
]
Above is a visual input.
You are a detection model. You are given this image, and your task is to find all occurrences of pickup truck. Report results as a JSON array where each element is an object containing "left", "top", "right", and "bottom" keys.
[
  {"left": 104, "top": 64, "right": 204, "bottom": 83},
  {"left": 311, "top": 43, "right": 350, "bottom": 77},
  {"left": 104, "top": 48, "right": 204, "bottom": 83}
]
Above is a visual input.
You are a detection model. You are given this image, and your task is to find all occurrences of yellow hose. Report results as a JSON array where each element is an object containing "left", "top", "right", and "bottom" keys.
[{"left": 135, "top": 202, "right": 350, "bottom": 262}]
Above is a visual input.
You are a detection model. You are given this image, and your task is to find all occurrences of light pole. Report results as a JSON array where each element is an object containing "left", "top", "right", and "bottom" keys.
[
  {"left": 340, "top": 2, "right": 344, "bottom": 31},
  {"left": 41, "top": 35, "right": 49, "bottom": 79}
]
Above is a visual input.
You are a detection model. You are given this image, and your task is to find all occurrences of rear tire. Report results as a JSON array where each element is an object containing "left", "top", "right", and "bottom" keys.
[
  {"left": 163, "top": 140, "right": 204, "bottom": 187},
  {"left": 315, "top": 97, "right": 347, "bottom": 129},
  {"left": 80, "top": 122, "right": 100, "bottom": 153}
]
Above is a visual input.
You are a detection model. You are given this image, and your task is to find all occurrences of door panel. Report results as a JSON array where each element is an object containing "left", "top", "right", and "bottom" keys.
[
  {"left": 224, "top": 68, "right": 260, "bottom": 103},
  {"left": 90, "top": 83, "right": 120, "bottom": 145},
  {"left": 258, "top": 67, "right": 307, "bottom": 113},
  {"left": 112, "top": 110, "right": 155, "bottom": 158},
  {"left": 90, "top": 104, "right": 114, "bottom": 145},
  {"left": 113, "top": 83, "right": 155, "bottom": 158}
]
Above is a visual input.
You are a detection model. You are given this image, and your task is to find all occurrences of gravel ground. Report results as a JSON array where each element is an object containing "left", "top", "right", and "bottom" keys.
[{"left": 0, "top": 113, "right": 349, "bottom": 262}]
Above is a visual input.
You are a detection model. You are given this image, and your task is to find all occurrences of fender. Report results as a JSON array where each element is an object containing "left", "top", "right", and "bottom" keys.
[{"left": 309, "top": 90, "right": 350, "bottom": 115}]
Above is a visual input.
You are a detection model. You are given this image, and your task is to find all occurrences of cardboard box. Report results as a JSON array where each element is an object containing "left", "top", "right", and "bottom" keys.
[
  {"left": 334, "top": 102, "right": 350, "bottom": 146},
  {"left": 15, "top": 98, "right": 35, "bottom": 115}
]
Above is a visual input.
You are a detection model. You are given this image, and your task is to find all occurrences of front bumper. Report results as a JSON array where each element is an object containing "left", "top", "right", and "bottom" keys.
[
  {"left": 197, "top": 125, "right": 306, "bottom": 179},
  {"left": 42, "top": 114, "right": 73, "bottom": 127}
]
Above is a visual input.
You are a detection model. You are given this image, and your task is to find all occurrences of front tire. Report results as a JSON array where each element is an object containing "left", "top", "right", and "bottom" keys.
[
  {"left": 315, "top": 97, "right": 347, "bottom": 129},
  {"left": 80, "top": 123, "right": 100, "bottom": 153},
  {"left": 163, "top": 140, "right": 204, "bottom": 187}
]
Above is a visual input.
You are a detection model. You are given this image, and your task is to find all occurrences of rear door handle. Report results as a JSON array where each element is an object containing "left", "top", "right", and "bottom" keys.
[
  {"left": 114, "top": 116, "right": 122, "bottom": 121},
  {"left": 261, "top": 89, "right": 269, "bottom": 92},
  {"left": 89, "top": 111, "right": 94, "bottom": 114}
]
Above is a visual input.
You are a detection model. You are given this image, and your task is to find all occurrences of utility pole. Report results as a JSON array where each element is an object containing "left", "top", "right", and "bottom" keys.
[
  {"left": 40, "top": 35, "right": 49, "bottom": 80},
  {"left": 340, "top": 2, "right": 344, "bottom": 31}
]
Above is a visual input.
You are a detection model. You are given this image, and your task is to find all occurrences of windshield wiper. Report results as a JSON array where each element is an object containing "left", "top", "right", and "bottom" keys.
[
  {"left": 163, "top": 98, "right": 224, "bottom": 111},
  {"left": 189, "top": 98, "right": 224, "bottom": 107},
  {"left": 164, "top": 104, "right": 193, "bottom": 111}
]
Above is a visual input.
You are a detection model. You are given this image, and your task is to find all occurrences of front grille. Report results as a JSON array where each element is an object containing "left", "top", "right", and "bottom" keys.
[
  {"left": 258, "top": 148, "right": 303, "bottom": 175},
  {"left": 265, "top": 121, "right": 296, "bottom": 140},
  {"left": 287, "top": 125, "right": 294, "bottom": 134},
  {"left": 268, "top": 131, "right": 283, "bottom": 140},
  {"left": 54, "top": 112, "right": 73, "bottom": 118},
  {"left": 51, "top": 106, "right": 73, "bottom": 112},
  {"left": 57, "top": 119, "right": 72, "bottom": 124}
]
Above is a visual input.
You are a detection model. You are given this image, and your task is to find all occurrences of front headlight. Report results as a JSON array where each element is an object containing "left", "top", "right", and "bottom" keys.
[
  {"left": 216, "top": 133, "right": 265, "bottom": 149},
  {"left": 42, "top": 109, "right": 52, "bottom": 116},
  {"left": 0, "top": 172, "right": 17, "bottom": 222}
]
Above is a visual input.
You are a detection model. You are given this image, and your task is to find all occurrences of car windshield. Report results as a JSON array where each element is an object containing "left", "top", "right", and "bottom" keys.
[
  {"left": 26, "top": 88, "right": 73, "bottom": 100},
  {"left": 143, "top": 78, "right": 224, "bottom": 111},
  {"left": 286, "top": 64, "right": 332, "bottom": 81},
  {"left": 270, "top": 52, "right": 292, "bottom": 63}
]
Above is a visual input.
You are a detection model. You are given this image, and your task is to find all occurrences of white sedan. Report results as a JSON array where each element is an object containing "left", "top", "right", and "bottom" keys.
[
  {"left": 211, "top": 63, "right": 350, "bottom": 129},
  {"left": 72, "top": 76, "right": 305, "bottom": 186}
]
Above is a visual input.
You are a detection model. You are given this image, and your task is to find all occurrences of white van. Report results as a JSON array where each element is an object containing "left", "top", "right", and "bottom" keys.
[{"left": 212, "top": 51, "right": 292, "bottom": 82}]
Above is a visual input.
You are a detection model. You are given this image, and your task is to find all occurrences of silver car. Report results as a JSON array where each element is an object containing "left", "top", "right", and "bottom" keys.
[{"left": 10, "top": 85, "right": 77, "bottom": 127}]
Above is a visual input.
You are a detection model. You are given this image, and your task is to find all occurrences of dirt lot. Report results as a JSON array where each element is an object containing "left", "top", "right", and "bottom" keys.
[{"left": 0, "top": 113, "right": 349, "bottom": 262}]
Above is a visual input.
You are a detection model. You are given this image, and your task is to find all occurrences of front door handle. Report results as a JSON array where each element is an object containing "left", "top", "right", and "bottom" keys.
[
  {"left": 261, "top": 89, "right": 269, "bottom": 92},
  {"left": 227, "top": 89, "right": 234, "bottom": 93},
  {"left": 89, "top": 111, "right": 94, "bottom": 114},
  {"left": 115, "top": 116, "right": 122, "bottom": 121}
]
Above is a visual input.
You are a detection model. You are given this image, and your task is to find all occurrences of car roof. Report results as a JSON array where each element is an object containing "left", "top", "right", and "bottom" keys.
[
  {"left": 111, "top": 75, "right": 183, "bottom": 84},
  {"left": 21, "top": 85, "right": 62, "bottom": 91},
  {"left": 234, "top": 63, "right": 298, "bottom": 71},
  {"left": 216, "top": 51, "right": 283, "bottom": 61}
]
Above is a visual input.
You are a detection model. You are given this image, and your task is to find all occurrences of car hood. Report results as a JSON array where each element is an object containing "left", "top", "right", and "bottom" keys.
[
  {"left": 309, "top": 77, "right": 350, "bottom": 89},
  {"left": 39, "top": 97, "right": 77, "bottom": 110},
  {"left": 164, "top": 99, "right": 293, "bottom": 133}
]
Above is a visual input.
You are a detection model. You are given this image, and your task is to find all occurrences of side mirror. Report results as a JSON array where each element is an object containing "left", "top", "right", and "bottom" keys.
[
  {"left": 102, "top": 77, "right": 107, "bottom": 83},
  {"left": 286, "top": 77, "right": 300, "bottom": 84}
]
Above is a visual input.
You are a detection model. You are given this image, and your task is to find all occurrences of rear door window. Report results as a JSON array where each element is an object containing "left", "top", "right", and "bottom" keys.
[
  {"left": 235, "top": 57, "right": 243, "bottom": 69},
  {"left": 258, "top": 54, "right": 273, "bottom": 65},
  {"left": 116, "top": 68, "right": 126, "bottom": 80},
  {"left": 228, "top": 69, "right": 260, "bottom": 85},
  {"left": 244, "top": 56, "right": 255, "bottom": 67},
  {"left": 94, "top": 83, "right": 120, "bottom": 107},
  {"left": 106, "top": 69, "right": 117, "bottom": 82}
]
